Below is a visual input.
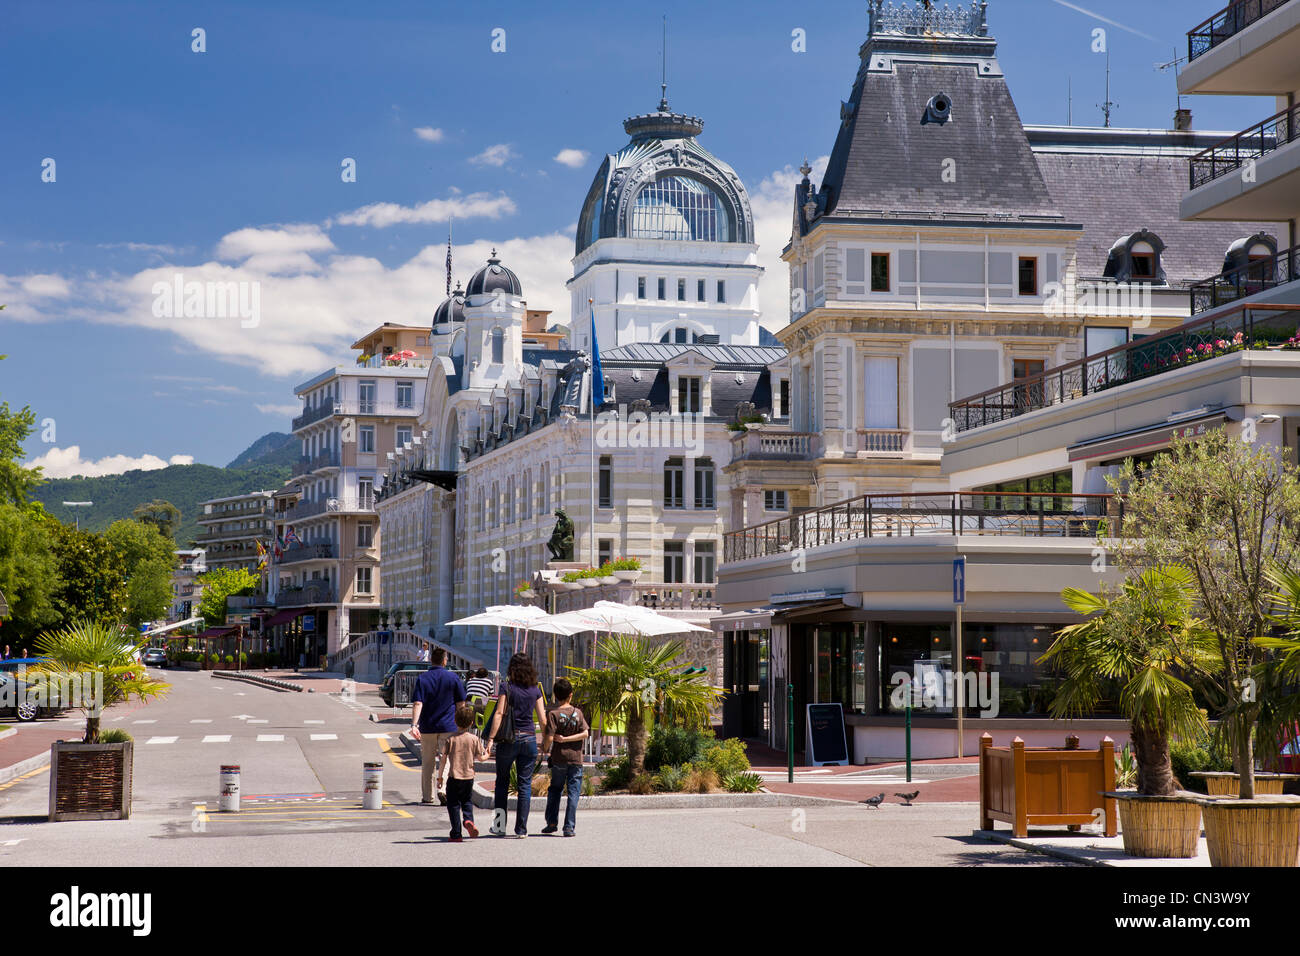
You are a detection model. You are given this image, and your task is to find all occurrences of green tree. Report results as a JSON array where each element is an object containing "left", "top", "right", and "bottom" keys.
[
  {"left": 49, "top": 523, "right": 128, "bottom": 628},
  {"left": 105, "top": 519, "right": 176, "bottom": 630},
  {"left": 0, "top": 349, "right": 44, "bottom": 508},
  {"left": 568, "top": 636, "right": 722, "bottom": 777},
  {"left": 1044, "top": 566, "right": 1215, "bottom": 795},
  {"left": 197, "top": 567, "right": 259, "bottom": 628},
  {"left": 1106, "top": 429, "right": 1300, "bottom": 799},
  {"left": 132, "top": 499, "right": 181, "bottom": 540},
  {"left": 0, "top": 502, "right": 61, "bottom": 642}
]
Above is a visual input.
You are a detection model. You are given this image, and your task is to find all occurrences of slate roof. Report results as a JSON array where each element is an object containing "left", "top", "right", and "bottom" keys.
[{"left": 599, "top": 342, "right": 786, "bottom": 368}]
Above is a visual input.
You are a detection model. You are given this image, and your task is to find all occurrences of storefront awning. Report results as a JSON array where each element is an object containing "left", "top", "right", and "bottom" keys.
[
  {"left": 710, "top": 608, "right": 776, "bottom": 631},
  {"left": 263, "top": 609, "right": 306, "bottom": 627},
  {"left": 1067, "top": 411, "right": 1228, "bottom": 462},
  {"left": 193, "top": 626, "right": 238, "bottom": 640}
]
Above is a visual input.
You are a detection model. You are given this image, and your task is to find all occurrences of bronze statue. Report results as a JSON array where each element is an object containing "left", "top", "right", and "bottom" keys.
[{"left": 547, "top": 509, "right": 574, "bottom": 561}]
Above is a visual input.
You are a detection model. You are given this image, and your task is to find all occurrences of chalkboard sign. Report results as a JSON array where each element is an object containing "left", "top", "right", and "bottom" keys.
[{"left": 805, "top": 703, "right": 848, "bottom": 766}]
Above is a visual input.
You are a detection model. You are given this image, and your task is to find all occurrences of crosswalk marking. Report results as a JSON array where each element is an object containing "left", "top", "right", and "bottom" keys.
[
  {"left": 146, "top": 736, "right": 178, "bottom": 745},
  {"left": 361, "top": 733, "right": 390, "bottom": 739},
  {"left": 190, "top": 719, "right": 213, "bottom": 724},
  {"left": 202, "top": 735, "right": 232, "bottom": 743},
  {"left": 303, "top": 720, "right": 325, "bottom": 724},
  {"left": 134, "top": 719, "right": 156, "bottom": 725},
  {"left": 310, "top": 734, "right": 337, "bottom": 741},
  {"left": 256, "top": 735, "right": 284, "bottom": 742},
  {"left": 247, "top": 719, "right": 268, "bottom": 724}
]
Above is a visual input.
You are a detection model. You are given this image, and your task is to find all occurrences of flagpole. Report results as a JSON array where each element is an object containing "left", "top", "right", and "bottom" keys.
[{"left": 588, "top": 298, "right": 597, "bottom": 572}]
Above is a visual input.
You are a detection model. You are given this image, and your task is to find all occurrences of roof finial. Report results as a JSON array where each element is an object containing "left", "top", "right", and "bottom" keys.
[
  {"left": 659, "top": 15, "right": 669, "bottom": 112},
  {"left": 799, "top": 157, "right": 812, "bottom": 180},
  {"left": 445, "top": 215, "right": 453, "bottom": 297}
]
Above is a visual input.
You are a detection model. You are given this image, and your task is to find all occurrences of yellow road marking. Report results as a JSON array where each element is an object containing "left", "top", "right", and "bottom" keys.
[
  {"left": 198, "top": 798, "right": 413, "bottom": 823},
  {"left": 377, "top": 736, "right": 420, "bottom": 772},
  {"left": 0, "top": 764, "right": 50, "bottom": 793}
]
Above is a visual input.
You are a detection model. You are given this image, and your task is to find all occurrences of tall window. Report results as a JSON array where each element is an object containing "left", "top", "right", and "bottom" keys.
[
  {"left": 490, "top": 327, "right": 504, "bottom": 364},
  {"left": 664, "top": 542, "right": 685, "bottom": 584},
  {"left": 693, "top": 458, "right": 715, "bottom": 509},
  {"left": 693, "top": 541, "right": 716, "bottom": 583},
  {"left": 521, "top": 468, "right": 532, "bottom": 519},
  {"left": 664, "top": 458, "right": 685, "bottom": 509},
  {"left": 358, "top": 477, "right": 374, "bottom": 508},
  {"left": 598, "top": 539, "right": 613, "bottom": 567},
  {"left": 677, "top": 278, "right": 686, "bottom": 301},
  {"left": 779, "top": 379, "right": 790, "bottom": 418},
  {"left": 490, "top": 480, "right": 499, "bottom": 527},
  {"left": 396, "top": 426, "right": 412, "bottom": 448},
  {"left": 598, "top": 456, "right": 613, "bottom": 508},
  {"left": 871, "top": 253, "right": 891, "bottom": 292},
  {"left": 358, "top": 380, "right": 377, "bottom": 414},
  {"left": 359, "top": 425, "right": 375, "bottom": 453},
  {"left": 697, "top": 278, "right": 705, "bottom": 301},
  {"left": 505, "top": 476, "right": 516, "bottom": 524},
  {"left": 630, "top": 175, "right": 731, "bottom": 242},
  {"left": 356, "top": 566, "right": 372, "bottom": 594},
  {"left": 396, "top": 381, "right": 414, "bottom": 408},
  {"left": 863, "top": 356, "right": 899, "bottom": 429},
  {"left": 716, "top": 280, "right": 726, "bottom": 304},
  {"left": 637, "top": 277, "right": 646, "bottom": 299},
  {"left": 657, "top": 277, "right": 666, "bottom": 300},
  {"left": 1018, "top": 257, "right": 1038, "bottom": 296},
  {"left": 678, "top": 377, "right": 701, "bottom": 414},
  {"left": 357, "top": 523, "right": 374, "bottom": 547}
]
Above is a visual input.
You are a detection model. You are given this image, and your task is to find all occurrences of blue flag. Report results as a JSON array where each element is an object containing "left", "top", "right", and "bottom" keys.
[{"left": 590, "top": 304, "right": 604, "bottom": 412}]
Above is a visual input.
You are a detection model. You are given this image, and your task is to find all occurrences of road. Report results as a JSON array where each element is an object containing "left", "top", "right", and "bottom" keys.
[{"left": 0, "top": 669, "right": 1070, "bottom": 867}]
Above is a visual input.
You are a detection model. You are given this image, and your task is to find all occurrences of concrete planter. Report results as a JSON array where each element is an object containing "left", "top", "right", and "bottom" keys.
[
  {"left": 1197, "top": 794, "right": 1300, "bottom": 867},
  {"left": 1105, "top": 790, "right": 1202, "bottom": 858},
  {"left": 49, "top": 740, "right": 133, "bottom": 821},
  {"left": 613, "top": 570, "right": 642, "bottom": 582}
]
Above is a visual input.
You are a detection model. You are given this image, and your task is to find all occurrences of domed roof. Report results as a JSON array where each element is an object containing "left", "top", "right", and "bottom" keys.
[
  {"left": 465, "top": 250, "right": 522, "bottom": 298},
  {"left": 433, "top": 283, "right": 466, "bottom": 326},
  {"left": 575, "top": 98, "right": 755, "bottom": 256}
]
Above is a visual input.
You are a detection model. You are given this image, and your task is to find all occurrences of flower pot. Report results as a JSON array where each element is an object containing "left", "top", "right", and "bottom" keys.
[
  {"left": 562, "top": 581, "right": 584, "bottom": 591},
  {"left": 599, "top": 576, "right": 619, "bottom": 586},
  {"left": 517, "top": 590, "right": 536, "bottom": 600},
  {"left": 1190, "top": 771, "right": 1300, "bottom": 797},
  {"left": 1198, "top": 795, "right": 1300, "bottom": 867},
  {"left": 613, "top": 570, "right": 641, "bottom": 582},
  {"left": 1105, "top": 790, "right": 1202, "bottom": 859},
  {"left": 581, "top": 578, "right": 601, "bottom": 588},
  {"left": 49, "top": 740, "right": 133, "bottom": 821}
]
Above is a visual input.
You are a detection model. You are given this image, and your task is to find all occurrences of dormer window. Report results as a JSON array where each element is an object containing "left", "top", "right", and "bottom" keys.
[{"left": 1105, "top": 230, "right": 1167, "bottom": 284}]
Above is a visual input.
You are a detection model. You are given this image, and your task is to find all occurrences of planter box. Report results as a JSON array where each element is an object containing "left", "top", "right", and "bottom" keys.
[
  {"left": 1105, "top": 790, "right": 1202, "bottom": 858},
  {"left": 1190, "top": 771, "right": 1300, "bottom": 796},
  {"left": 49, "top": 740, "right": 133, "bottom": 821},
  {"left": 613, "top": 570, "right": 642, "bottom": 582},
  {"left": 1197, "top": 795, "right": 1300, "bottom": 867},
  {"left": 979, "top": 733, "right": 1117, "bottom": 838}
]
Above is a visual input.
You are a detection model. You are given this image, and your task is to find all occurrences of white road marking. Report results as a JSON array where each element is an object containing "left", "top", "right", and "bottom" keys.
[
  {"left": 134, "top": 720, "right": 157, "bottom": 725},
  {"left": 202, "top": 735, "right": 232, "bottom": 743},
  {"left": 256, "top": 735, "right": 284, "bottom": 742},
  {"left": 361, "top": 733, "right": 390, "bottom": 739},
  {"left": 303, "top": 720, "right": 325, "bottom": 724},
  {"left": 310, "top": 734, "right": 337, "bottom": 741},
  {"left": 146, "top": 736, "right": 178, "bottom": 745},
  {"left": 234, "top": 693, "right": 246, "bottom": 696},
  {"left": 0, "top": 839, "right": 25, "bottom": 847},
  {"left": 190, "top": 719, "right": 213, "bottom": 724},
  {"left": 247, "top": 719, "right": 268, "bottom": 724},
  {"left": 231, "top": 714, "right": 256, "bottom": 720}
]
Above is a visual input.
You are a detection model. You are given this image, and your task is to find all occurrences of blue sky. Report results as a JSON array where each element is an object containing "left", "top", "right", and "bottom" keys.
[{"left": 1, "top": 0, "right": 1273, "bottom": 473}]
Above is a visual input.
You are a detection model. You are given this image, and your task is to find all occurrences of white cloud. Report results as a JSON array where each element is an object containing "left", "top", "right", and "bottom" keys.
[
  {"left": 27, "top": 446, "right": 194, "bottom": 479},
  {"left": 98, "top": 242, "right": 182, "bottom": 256},
  {"left": 750, "top": 156, "right": 829, "bottom": 335},
  {"left": 332, "top": 192, "right": 516, "bottom": 229},
  {"left": 216, "top": 225, "right": 335, "bottom": 261},
  {"left": 469, "top": 144, "right": 516, "bottom": 167},
  {"left": 553, "top": 149, "right": 589, "bottom": 169},
  {"left": 256, "top": 403, "right": 301, "bottom": 418},
  {"left": 413, "top": 126, "right": 444, "bottom": 143},
  {"left": 21, "top": 274, "right": 71, "bottom": 298}
]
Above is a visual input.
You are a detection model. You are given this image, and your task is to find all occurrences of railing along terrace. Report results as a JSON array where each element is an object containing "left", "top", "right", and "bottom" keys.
[
  {"left": 723, "top": 492, "right": 1118, "bottom": 562},
  {"left": 1190, "top": 104, "right": 1299, "bottom": 190},
  {"left": 948, "top": 305, "right": 1300, "bottom": 434},
  {"left": 1191, "top": 244, "right": 1300, "bottom": 314},
  {"left": 1189, "top": 0, "right": 1294, "bottom": 61},
  {"left": 292, "top": 399, "right": 337, "bottom": 431},
  {"left": 730, "top": 429, "right": 819, "bottom": 460}
]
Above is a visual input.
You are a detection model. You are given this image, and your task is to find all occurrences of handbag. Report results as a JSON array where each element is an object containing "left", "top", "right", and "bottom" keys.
[{"left": 492, "top": 685, "right": 515, "bottom": 743}]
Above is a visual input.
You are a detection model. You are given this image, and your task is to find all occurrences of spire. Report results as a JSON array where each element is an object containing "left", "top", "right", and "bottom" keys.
[
  {"left": 659, "top": 16, "right": 669, "bottom": 112},
  {"left": 445, "top": 216, "right": 453, "bottom": 297}
]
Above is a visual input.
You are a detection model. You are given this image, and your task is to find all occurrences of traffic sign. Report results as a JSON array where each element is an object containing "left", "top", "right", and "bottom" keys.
[{"left": 953, "top": 557, "right": 966, "bottom": 605}]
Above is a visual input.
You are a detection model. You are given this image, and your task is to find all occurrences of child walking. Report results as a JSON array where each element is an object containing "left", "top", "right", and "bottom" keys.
[
  {"left": 438, "top": 701, "right": 489, "bottom": 842},
  {"left": 540, "top": 678, "right": 590, "bottom": 837}
]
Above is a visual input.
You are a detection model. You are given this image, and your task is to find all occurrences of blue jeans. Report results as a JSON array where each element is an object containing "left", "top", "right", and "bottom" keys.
[
  {"left": 493, "top": 734, "right": 538, "bottom": 835},
  {"left": 545, "top": 764, "right": 582, "bottom": 834}
]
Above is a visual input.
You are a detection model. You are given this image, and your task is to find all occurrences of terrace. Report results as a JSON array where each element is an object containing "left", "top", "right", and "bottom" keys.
[
  {"left": 1188, "top": 0, "right": 1294, "bottom": 61},
  {"left": 1188, "top": 104, "right": 1299, "bottom": 191}
]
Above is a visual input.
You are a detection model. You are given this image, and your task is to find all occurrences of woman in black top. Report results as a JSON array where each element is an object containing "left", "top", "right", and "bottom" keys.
[{"left": 486, "top": 653, "right": 546, "bottom": 837}]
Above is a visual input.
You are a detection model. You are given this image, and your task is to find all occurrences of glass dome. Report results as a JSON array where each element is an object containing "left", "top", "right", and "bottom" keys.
[{"left": 631, "top": 175, "right": 731, "bottom": 242}]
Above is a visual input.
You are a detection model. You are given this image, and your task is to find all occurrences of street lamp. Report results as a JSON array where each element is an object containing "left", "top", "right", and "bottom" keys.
[{"left": 62, "top": 501, "right": 93, "bottom": 531}]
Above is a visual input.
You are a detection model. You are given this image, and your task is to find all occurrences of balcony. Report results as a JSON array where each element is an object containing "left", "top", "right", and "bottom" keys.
[
  {"left": 275, "top": 584, "right": 337, "bottom": 607},
  {"left": 547, "top": 581, "right": 719, "bottom": 613},
  {"left": 284, "top": 496, "right": 375, "bottom": 521},
  {"left": 948, "top": 304, "right": 1300, "bottom": 434},
  {"left": 1188, "top": 0, "right": 1294, "bottom": 61},
  {"left": 291, "top": 450, "right": 341, "bottom": 477},
  {"left": 1183, "top": 0, "right": 1300, "bottom": 96},
  {"left": 1190, "top": 105, "right": 1297, "bottom": 190},
  {"left": 354, "top": 356, "right": 431, "bottom": 370},
  {"left": 724, "top": 493, "right": 1117, "bottom": 563},
  {"left": 854, "top": 428, "right": 910, "bottom": 455},
  {"left": 292, "top": 399, "right": 337, "bottom": 431},
  {"left": 728, "top": 429, "right": 821, "bottom": 461},
  {"left": 276, "top": 543, "right": 336, "bottom": 565},
  {"left": 338, "top": 400, "right": 420, "bottom": 418},
  {"left": 1190, "top": 244, "right": 1300, "bottom": 314}
]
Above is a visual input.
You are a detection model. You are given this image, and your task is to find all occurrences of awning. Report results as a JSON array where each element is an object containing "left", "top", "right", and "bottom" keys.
[
  {"left": 1067, "top": 411, "right": 1228, "bottom": 462},
  {"left": 263, "top": 609, "right": 306, "bottom": 627},
  {"left": 194, "top": 626, "right": 238, "bottom": 640},
  {"left": 710, "top": 608, "right": 776, "bottom": 631},
  {"left": 410, "top": 469, "right": 459, "bottom": 491}
]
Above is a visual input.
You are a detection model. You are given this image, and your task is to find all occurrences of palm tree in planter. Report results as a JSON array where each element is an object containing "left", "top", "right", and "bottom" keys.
[
  {"left": 568, "top": 635, "right": 720, "bottom": 780},
  {"left": 28, "top": 619, "right": 169, "bottom": 821},
  {"left": 1043, "top": 565, "right": 1213, "bottom": 857}
]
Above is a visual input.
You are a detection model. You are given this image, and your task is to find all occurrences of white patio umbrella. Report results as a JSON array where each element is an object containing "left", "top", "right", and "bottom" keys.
[
  {"left": 444, "top": 604, "right": 554, "bottom": 683},
  {"left": 546, "top": 600, "right": 711, "bottom": 665}
]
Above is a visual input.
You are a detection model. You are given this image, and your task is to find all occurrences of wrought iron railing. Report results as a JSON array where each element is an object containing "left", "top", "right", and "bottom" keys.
[
  {"left": 948, "top": 305, "right": 1300, "bottom": 433},
  {"left": 276, "top": 543, "right": 335, "bottom": 565},
  {"left": 1190, "top": 104, "right": 1299, "bottom": 189},
  {"left": 1191, "top": 245, "right": 1300, "bottom": 314},
  {"left": 724, "top": 493, "right": 1118, "bottom": 563},
  {"left": 292, "top": 399, "right": 337, "bottom": 431},
  {"left": 1188, "top": 0, "right": 1294, "bottom": 60},
  {"left": 274, "top": 584, "right": 337, "bottom": 607}
]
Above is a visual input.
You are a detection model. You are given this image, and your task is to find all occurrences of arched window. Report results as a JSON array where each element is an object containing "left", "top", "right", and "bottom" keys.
[
  {"left": 631, "top": 175, "right": 731, "bottom": 242},
  {"left": 659, "top": 327, "right": 698, "bottom": 344},
  {"left": 490, "top": 327, "right": 504, "bottom": 365}
]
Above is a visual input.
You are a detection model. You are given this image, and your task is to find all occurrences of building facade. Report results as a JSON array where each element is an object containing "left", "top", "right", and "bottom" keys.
[{"left": 195, "top": 491, "right": 274, "bottom": 573}]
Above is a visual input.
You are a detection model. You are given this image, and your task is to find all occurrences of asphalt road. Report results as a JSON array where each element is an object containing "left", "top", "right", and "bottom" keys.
[{"left": 0, "top": 670, "right": 1071, "bottom": 867}]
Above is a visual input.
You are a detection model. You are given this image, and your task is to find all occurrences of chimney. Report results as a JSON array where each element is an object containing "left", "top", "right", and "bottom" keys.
[{"left": 1174, "top": 108, "right": 1193, "bottom": 132}]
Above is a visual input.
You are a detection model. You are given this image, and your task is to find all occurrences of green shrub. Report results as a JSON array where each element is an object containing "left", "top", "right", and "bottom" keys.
[
  {"left": 655, "top": 763, "right": 689, "bottom": 793},
  {"left": 581, "top": 773, "right": 595, "bottom": 797},
  {"left": 723, "top": 771, "right": 763, "bottom": 793},
  {"left": 98, "top": 728, "right": 134, "bottom": 744},
  {"left": 646, "top": 725, "right": 713, "bottom": 771},
  {"left": 628, "top": 773, "right": 656, "bottom": 795},
  {"left": 223, "top": 655, "right": 234, "bottom": 665},
  {"left": 1115, "top": 744, "right": 1137, "bottom": 789},
  {"left": 597, "top": 753, "right": 631, "bottom": 792},
  {"left": 698, "top": 737, "right": 750, "bottom": 778},
  {"left": 1170, "top": 733, "right": 1232, "bottom": 793}
]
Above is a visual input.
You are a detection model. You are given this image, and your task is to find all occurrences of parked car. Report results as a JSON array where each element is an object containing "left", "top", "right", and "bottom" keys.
[
  {"left": 0, "top": 658, "right": 59, "bottom": 721},
  {"left": 380, "top": 660, "right": 434, "bottom": 707},
  {"left": 142, "top": 647, "right": 168, "bottom": 668}
]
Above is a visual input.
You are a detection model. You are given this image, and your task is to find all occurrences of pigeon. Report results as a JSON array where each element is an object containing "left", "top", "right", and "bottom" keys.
[
  {"left": 862, "top": 792, "right": 886, "bottom": 808},
  {"left": 896, "top": 790, "right": 920, "bottom": 806}
]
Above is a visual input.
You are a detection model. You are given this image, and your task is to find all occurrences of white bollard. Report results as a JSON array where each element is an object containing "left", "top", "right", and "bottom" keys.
[
  {"left": 362, "top": 761, "right": 383, "bottom": 810},
  {"left": 219, "top": 765, "right": 240, "bottom": 812}
]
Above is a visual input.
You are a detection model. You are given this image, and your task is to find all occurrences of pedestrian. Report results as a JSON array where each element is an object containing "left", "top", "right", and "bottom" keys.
[
  {"left": 486, "top": 652, "right": 546, "bottom": 838},
  {"left": 437, "top": 701, "right": 489, "bottom": 842},
  {"left": 417, "top": 642, "right": 430, "bottom": 663},
  {"left": 540, "top": 677, "right": 589, "bottom": 837},
  {"left": 409, "top": 647, "right": 467, "bottom": 806},
  {"left": 1, "top": 645, "right": 9, "bottom": 660},
  {"left": 465, "top": 667, "right": 493, "bottom": 710}
]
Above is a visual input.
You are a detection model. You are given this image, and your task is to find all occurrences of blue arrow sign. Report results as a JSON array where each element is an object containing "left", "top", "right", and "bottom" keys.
[{"left": 953, "top": 557, "right": 966, "bottom": 605}]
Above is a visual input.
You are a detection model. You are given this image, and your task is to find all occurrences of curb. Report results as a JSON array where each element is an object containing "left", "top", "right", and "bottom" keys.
[
  {"left": 973, "top": 828, "right": 1112, "bottom": 867},
  {"left": 0, "top": 748, "right": 52, "bottom": 786},
  {"left": 212, "top": 671, "right": 303, "bottom": 693},
  {"left": 0, "top": 727, "right": 15, "bottom": 743}
]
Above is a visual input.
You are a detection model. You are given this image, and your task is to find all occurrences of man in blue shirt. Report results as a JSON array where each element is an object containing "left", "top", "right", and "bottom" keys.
[{"left": 410, "top": 647, "right": 466, "bottom": 805}]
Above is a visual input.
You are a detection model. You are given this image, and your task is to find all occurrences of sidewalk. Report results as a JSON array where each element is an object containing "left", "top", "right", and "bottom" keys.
[
  {"left": 744, "top": 740, "right": 981, "bottom": 804},
  {"left": 0, "top": 722, "right": 74, "bottom": 785}
]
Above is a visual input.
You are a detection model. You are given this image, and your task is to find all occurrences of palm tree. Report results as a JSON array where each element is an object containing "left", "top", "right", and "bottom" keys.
[
  {"left": 568, "top": 634, "right": 721, "bottom": 777},
  {"left": 1254, "top": 566, "right": 1300, "bottom": 767},
  {"left": 1042, "top": 565, "right": 1213, "bottom": 795},
  {"left": 26, "top": 619, "right": 169, "bottom": 742}
]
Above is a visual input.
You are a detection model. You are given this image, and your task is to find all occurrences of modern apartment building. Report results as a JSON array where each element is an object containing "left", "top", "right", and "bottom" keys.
[
  {"left": 195, "top": 491, "right": 274, "bottom": 572},
  {"left": 169, "top": 548, "right": 206, "bottom": 622}
]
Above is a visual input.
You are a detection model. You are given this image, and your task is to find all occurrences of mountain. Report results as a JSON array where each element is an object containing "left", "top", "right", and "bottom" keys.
[
  {"left": 31, "top": 462, "right": 291, "bottom": 547},
  {"left": 226, "top": 431, "right": 297, "bottom": 469}
]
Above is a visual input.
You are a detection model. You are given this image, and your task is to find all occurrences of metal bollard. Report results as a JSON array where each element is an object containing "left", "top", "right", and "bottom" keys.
[
  {"left": 219, "top": 765, "right": 240, "bottom": 812},
  {"left": 362, "top": 761, "right": 383, "bottom": 810}
]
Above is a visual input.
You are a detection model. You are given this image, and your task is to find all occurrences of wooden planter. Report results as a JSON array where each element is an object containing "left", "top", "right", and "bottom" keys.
[
  {"left": 979, "top": 734, "right": 1117, "bottom": 838},
  {"left": 48, "top": 740, "right": 133, "bottom": 821},
  {"left": 1197, "top": 795, "right": 1300, "bottom": 867},
  {"left": 1190, "top": 772, "right": 1300, "bottom": 796},
  {"left": 1106, "top": 791, "right": 1202, "bottom": 858}
]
